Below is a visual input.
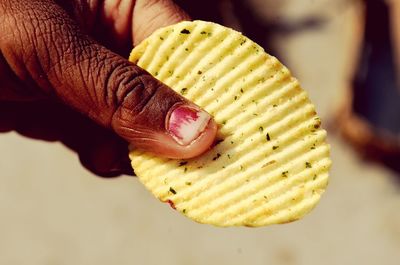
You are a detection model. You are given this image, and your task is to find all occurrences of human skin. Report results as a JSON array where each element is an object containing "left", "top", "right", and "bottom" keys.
[{"left": 0, "top": 0, "right": 217, "bottom": 177}]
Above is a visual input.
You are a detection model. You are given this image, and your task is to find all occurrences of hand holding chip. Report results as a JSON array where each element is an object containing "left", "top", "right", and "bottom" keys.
[{"left": 0, "top": 0, "right": 217, "bottom": 177}]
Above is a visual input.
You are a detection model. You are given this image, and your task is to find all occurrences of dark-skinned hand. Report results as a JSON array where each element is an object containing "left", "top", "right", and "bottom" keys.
[{"left": 0, "top": 0, "right": 217, "bottom": 177}]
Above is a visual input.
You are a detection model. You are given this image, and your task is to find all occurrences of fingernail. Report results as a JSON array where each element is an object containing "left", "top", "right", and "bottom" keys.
[{"left": 167, "top": 104, "right": 211, "bottom": 146}]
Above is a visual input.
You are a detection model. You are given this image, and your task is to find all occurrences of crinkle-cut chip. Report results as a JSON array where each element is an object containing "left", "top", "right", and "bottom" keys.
[{"left": 129, "top": 20, "right": 331, "bottom": 227}]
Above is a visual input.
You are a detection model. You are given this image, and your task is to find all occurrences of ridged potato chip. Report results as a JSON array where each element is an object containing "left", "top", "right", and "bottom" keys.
[{"left": 129, "top": 20, "right": 331, "bottom": 227}]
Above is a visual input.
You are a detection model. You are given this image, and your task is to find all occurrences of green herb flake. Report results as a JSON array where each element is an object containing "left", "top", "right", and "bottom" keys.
[
  {"left": 273, "top": 104, "right": 278, "bottom": 107},
  {"left": 272, "top": 146, "right": 279, "bottom": 150},
  {"left": 234, "top": 96, "right": 238, "bottom": 100},
  {"left": 180, "top": 88, "right": 187, "bottom": 95},
  {"left": 159, "top": 37, "right": 164, "bottom": 40},
  {"left": 197, "top": 70, "right": 202, "bottom": 75},
  {"left": 185, "top": 181, "right": 192, "bottom": 186},
  {"left": 184, "top": 167, "right": 188, "bottom": 173},
  {"left": 212, "top": 153, "right": 221, "bottom": 161},
  {"left": 259, "top": 127, "right": 264, "bottom": 133},
  {"left": 281, "top": 171, "right": 289, "bottom": 178},
  {"left": 261, "top": 160, "right": 276, "bottom": 168},
  {"left": 227, "top": 154, "right": 231, "bottom": 159},
  {"left": 240, "top": 88, "right": 244, "bottom": 93},
  {"left": 185, "top": 48, "right": 189, "bottom": 51},
  {"left": 313, "top": 175, "right": 317, "bottom": 180},
  {"left": 230, "top": 141, "right": 234, "bottom": 144},
  {"left": 222, "top": 120, "right": 227, "bottom": 125},
  {"left": 305, "top": 162, "right": 312, "bottom": 168},
  {"left": 179, "top": 161, "right": 188, "bottom": 167},
  {"left": 183, "top": 209, "right": 187, "bottom": 213},
  {"left": 180, "top": 29, "right": 191, "bottom": 34},
  {"left": 240, "top": 165, "right": 244, "bottom": 170},
  {"left": 169, "top": 187, "right": 177, "bottom": 194},
  {"left": 266, "top": 133, "right": 271, "bottom": 141},
  {"left": 155, "top": 71, "right": 158, "bottom": 76}
]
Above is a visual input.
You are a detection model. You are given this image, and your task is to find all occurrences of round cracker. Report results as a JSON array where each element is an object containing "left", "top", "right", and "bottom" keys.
[{"left": 129, "top": 20, "right": 331, "bottom": 227}]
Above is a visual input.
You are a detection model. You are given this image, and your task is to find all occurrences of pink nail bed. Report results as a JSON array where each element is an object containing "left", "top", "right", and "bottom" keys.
[{"left": 167, "top": 105, "right": 211, "bottom": 145}]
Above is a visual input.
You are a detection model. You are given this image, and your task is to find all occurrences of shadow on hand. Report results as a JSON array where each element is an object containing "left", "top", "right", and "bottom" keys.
[{"left": 0, "top": 100, "right": 134, "bottom": 177}]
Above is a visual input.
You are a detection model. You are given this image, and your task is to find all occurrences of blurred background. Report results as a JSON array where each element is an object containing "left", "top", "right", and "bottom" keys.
[{"left": 2, "top": 0, "right": 400, "bottom": 264}]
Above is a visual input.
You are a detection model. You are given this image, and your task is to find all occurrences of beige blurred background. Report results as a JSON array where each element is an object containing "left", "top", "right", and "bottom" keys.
[{"left": 2, "top": 0, "right": 400, "bottom": 264}]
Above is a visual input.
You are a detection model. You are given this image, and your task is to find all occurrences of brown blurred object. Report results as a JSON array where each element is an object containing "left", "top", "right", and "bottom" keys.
[{"left": 334, "top": 0, "right": 400, "bottom": 173}]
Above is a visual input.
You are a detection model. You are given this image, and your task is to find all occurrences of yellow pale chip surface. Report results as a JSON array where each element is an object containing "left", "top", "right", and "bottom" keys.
[{"left": 129, "top": 20, "right": 330, "bottom": 227}]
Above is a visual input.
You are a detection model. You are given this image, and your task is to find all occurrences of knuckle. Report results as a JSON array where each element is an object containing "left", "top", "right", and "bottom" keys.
[
  {"left": 106, "top": 60, "right": 183, "bottom": 133},
  {"left": 108, "top": 61, "right": 160, "bottom": 115}
]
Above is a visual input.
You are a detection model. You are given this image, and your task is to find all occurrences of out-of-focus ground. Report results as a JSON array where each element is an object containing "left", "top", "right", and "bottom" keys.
[{"left": 1, "top": 0, "right": 400, "bottom": 264}]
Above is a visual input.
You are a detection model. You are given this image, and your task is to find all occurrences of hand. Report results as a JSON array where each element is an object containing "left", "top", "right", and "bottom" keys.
[{"left": 0, "top": 0, "right": 217, "bottom": 177}]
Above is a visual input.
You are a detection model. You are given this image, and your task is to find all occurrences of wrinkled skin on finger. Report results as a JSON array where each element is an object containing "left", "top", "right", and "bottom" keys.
[{"left": 0, "top": 0, "right": 191, "bottom": 177}]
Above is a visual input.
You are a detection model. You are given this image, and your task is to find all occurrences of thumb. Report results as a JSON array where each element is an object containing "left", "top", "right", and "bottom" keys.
[{"left": 0, "top": 0, "right": 217, "bottom": 159}]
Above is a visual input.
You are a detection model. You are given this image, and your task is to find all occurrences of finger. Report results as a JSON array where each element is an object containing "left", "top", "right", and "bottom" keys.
[
  {"left": 0, "top": 0, "right": 217, "bottom": 159},
  {"left": 132, "top": 0, "right": 191, "bottom": 45}
]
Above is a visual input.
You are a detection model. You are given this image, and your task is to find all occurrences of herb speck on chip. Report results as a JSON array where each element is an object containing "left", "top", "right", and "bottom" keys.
[
  {"left": 212, "top": 153, "right": 221, "bottom": 161},
  {"left": 169, "top": 187, "right": 177, "bottom": 194},
  {"left": 179, "top": 161, "right": 188, "bottom": 167},
  {"left": 180, "top": 29, "right": 191, "bottom": 34}
]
